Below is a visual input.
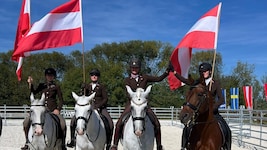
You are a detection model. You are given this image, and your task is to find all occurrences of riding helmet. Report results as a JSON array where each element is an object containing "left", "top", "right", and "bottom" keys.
[
  {"left": 199, "top": 63, "right": 212, "bottom": 73},
  {"left": 90, "top": 68, "right": 100, "bottom": 77},
  {"left": 45, "top": 68, "right": 57, "bottom": 77},
  {"left": 130, "top": 58, "right": 141, "bottom": 68}
]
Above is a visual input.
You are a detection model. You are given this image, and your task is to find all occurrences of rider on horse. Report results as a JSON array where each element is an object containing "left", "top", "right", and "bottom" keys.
[
  {"left": 21, "top": 68, "right": 67, "bottom": 150},
  {"left": 110, "top": 58, "right": 172, "bottom": 150},
  {"left": 67, "top": 68, "right": 114, "bottom": 150},
  {"left": 171, "top": 62, "right": 231, "bottom": 150}
]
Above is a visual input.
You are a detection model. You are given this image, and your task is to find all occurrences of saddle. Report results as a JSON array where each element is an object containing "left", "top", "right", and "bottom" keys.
[
  {"left": 99, "top": 113, "right": 111, "bottom": 142},
  {"left": 214, "top": 114, "right": 232, "bottom": 150},
  {"left": 43, "top": 113, "right": 63, "bottom": 147}
]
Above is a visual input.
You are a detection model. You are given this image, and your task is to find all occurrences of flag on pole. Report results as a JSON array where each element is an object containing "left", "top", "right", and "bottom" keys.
[
  {"left": 264, "top": 84, "right": 267, "bottom": 102},
  {"left": 168, "top": 3, "right": 222, "bottom": 90},
  {"left": 230, "top": 87, "right": 239, "bottom": 109},
  {"left": 12, "top": 0, "right": 83, "bottom": 57},
  {"left": 12, "top": 0, "right": 31, "bottom": 81},
  {"left": 242, "top": 86, "right": 253, "bottom": 109},
  {"left": 219, "top": 88, "right": 226, "bottom": 109}
]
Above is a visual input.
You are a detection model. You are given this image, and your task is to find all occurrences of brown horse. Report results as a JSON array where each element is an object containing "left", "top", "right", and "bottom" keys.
[{"left": 179, "top": 83, "right": 223, "bottom": 150}]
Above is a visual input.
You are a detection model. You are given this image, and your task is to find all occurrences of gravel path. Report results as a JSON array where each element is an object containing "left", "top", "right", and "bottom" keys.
[{"left": 0, "top": 119, "right": 249, "bottom": 150}]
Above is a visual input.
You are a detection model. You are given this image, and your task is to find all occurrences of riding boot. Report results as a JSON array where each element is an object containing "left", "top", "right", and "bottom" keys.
[
  {"left": 101, "top": 115, "right": 112, "bottom": 150},
  {"left": 62, "top": 127, "right": 67, "bottom": 150},
  {"left": 181, "top": 126, "right": 189, "bottom": 149},
  {"left": 21, "top": 126, "right": 30, "bottom": 150},
  {"left": 155, "top": 127, "right": 163, "bottom": 150},
  {"left": 66, "top": 124, "right": 76, "bottom": 148},
  {"left": 110, "top": 124, "right": 122, "bottom": 150}
]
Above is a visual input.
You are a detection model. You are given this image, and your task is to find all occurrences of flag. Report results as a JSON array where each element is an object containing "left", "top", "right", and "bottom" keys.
[
  {"left": 168, "top": 48, "right": 192, "bottom": 90},
  {"left": 243, "top": 86, "right": 253, "bottom": 109},
  {"left": 12, "top": 0, "right": 83, "bottom": 57},
  {"left": 264, "top": 84, "right": 267, "bottom": 102},
  {"left": 12, "top": 0, "right": 31, "bottom": 81},
  {"left": 230, "top": 87, "right": 239, "bottom": 109},
  {"left": 219, "top": 88, "right": 226, "bottom": 109},
  {"left": 168, "top": 3, "right": 222, "bottom": 90}
]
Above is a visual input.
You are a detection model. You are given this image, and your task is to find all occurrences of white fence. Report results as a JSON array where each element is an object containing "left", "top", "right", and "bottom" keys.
[{"left": 0, "top": 105, "right": 266, "bottom": 149}]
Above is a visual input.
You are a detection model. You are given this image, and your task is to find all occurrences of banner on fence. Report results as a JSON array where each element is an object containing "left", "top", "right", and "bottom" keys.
[
  {"left": 264, "top": 84, "right": 267, "bottom": 102},
  {"left": 230, "top": 87, "right": 239, "bottom": 109},
  {"left": 219, "top": 89, "right": 226, "bottom": 109},
  {"left": 243, "top": 86, "right": 253, "bottom": 109}
]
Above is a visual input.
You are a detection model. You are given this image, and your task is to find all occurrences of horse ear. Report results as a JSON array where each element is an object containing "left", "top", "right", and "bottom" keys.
[
  {"left": 72, "top": 92, "right": 79, "bottom": 101},
  {"left": 40, "top": 93, "right": 45, "bottom": 102},
  {"left": 144, "top": 85, "right": 152, "bottom": 97},
  {"left": 126, "top": 85, "right": 133, "bottom": 95},
  {"left": 30, "top": 93, "right": 34, "bottom": 103},
  {"left": 88, "top": 92, "right": 96, "bottom": 100}
]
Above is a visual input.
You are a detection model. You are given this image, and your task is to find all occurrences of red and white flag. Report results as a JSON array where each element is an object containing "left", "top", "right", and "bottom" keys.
[
  {"left": 264, "top": 84, "right": 267, "bottom": 102},
  {"left": 168, "top": 3, "right": 222, "bottom": 90},
  {"left": 12, "top": 0, "right": 83, "bottom": 57},
  {"left": 243, "top": 86, "right": 253, "bottom": 109},
  {"left": 12, "top": 0, "right": 31, "bottom": 81}
]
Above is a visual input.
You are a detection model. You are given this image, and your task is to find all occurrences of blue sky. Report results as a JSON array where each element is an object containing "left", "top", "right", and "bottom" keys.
[{"left": 1, "top": 0, "right": 267, "bottom": 80}]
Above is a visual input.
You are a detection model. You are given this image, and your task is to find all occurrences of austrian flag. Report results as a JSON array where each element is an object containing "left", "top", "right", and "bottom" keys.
[
  {"left": 168, "top": 3, "right": 222, "bottom": 90},
  {"left": 12, "top": 0, "right": 83, "bottom": 57}
]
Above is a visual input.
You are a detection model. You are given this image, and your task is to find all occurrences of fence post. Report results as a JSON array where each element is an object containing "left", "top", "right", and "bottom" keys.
[
  {"left": 4, "top": 104, "right": 6, "bottom": 125},
  {"left": 170, "top": 106, "right": 174, "bottom": 125}
]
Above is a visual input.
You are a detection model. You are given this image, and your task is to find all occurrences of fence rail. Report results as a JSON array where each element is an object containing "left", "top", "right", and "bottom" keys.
[{"left": 0, "top": 105, "right": 266, "bottom": 149}]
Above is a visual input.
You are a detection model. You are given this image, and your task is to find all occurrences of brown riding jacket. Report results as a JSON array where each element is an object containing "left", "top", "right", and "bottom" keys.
[
  {"left": 30, "top": 81, "right": 64, "bottom": 112},
  {"left": 174, "top": 73, "right": 224, "bottom": 111},
  {"left": 124, "top": 71, "right": 169, "bottom": 106},
  {"left": 82, "top": 82, "right": 108, "bottom": 109}
]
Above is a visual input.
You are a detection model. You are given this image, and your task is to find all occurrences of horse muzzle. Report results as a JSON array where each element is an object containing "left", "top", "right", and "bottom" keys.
[
  {"left": 34, "top": 125, "right": 43, "bottom": 136},
  {"left": 135, "top": 130, "right": 143, "bottom": 137}
]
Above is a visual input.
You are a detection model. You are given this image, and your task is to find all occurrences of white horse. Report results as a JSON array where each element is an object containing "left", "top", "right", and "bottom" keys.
[
  {"left": 28, "top": 93, "right": 62, "bottom": 150},
  {"left": 72, "top": 92, "right": 106, "bottom": 150},
  {"left": 122, "top": 85, "right": 154, "bottom": 150}
]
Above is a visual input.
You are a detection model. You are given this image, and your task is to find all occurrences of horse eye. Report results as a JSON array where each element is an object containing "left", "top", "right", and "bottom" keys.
[{"left": 198, "top": 93, "right": 203, "bottom": 96}]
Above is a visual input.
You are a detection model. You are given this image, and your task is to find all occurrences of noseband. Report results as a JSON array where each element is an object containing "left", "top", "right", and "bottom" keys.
[
  {"left": 30, "top": 104, "right": 45, "bottom": 126},
  {"left": 75, "top": 103, "right": 92, "bottom": 127},
  {"left": 183, "top": 85, "right": 208, "bottom": 125}
]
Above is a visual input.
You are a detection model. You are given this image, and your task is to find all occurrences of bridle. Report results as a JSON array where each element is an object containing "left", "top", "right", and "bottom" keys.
[
  {"left": 75, "top": 102, "right": 92, "bottom": 130},
  {"left": 30, "top": 104, "right": 45, "bottom": 127},
  {"left": 75, "top": 101, "right": 100, "bottom": 142},
  {"left": 183, "top": 85, "right": 208, "bottom": 126}
]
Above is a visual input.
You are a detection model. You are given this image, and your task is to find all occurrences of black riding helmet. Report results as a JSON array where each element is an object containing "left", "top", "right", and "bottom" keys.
[
  {"left": 45, "top": 68, "right": 56, "bottom": 77},
  {"left": 130, "top": 58, "right": 141, "bottom": 68},
  {"left": 90, "top": 68, "right": 100, "bottom": 77},
  {"left": 199, "top": 63, "right": 212, "bottom": 73}
]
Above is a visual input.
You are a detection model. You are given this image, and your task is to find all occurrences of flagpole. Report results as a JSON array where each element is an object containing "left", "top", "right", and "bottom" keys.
[
  {"left": 79, "top": 0, "right": 86, "bottom": 84},
  {"left": 209, "top": 3, "right": 222, "bottom": 91},
  {"left": 209, "top": 49, "right": 217, "bottom": 91}
]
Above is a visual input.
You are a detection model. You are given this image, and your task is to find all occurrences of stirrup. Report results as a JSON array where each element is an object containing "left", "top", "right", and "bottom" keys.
[
  {"left": 110, "top": 145, "right": 118, "bottom": 150},
  {"left": 21, "top": 144, "right": 29, "bottom": 150},
  {"left": 157, "top": 145, "right": 163, "bottom": 150},
  {"left": 66, "top": 139, "right": 75, "bottom": 148}
]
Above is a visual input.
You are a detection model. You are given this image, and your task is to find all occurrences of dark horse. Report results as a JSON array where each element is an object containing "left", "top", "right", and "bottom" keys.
[{"left": 179, "top": 83, "right": 224, "bottom": 150}]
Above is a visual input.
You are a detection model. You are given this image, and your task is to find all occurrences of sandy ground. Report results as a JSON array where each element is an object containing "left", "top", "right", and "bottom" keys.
[{"left": 0, "top": 119, "right": 254, "bottom": 150}]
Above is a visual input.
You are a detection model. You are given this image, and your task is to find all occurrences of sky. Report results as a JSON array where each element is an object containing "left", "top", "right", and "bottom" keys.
[{"left": 1, "top": 0, "right": 267, "bottom": 80}]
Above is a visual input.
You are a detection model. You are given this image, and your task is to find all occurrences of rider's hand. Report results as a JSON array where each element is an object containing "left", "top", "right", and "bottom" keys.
[{"left": 53, "top": 109, "right": 60, "bottom": 115}]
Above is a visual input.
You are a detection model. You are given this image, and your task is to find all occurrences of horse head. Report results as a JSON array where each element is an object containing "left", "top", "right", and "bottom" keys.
[
  {"left": 30, "top": 93, "right": 46, "bottom": 136},
  {"left": 179, "top": 83, "right": 211, "bottom": 126},
  {"left": 72, "top": 92, "right": 96, "bottom": 135},
  {"left": 126, "top": 85, "right": 152, "bottom": 137}
]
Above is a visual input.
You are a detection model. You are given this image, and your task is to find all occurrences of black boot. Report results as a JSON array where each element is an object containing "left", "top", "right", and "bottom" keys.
[
  {"left": 21, "top": 144, "right": 29, "bottom": 150},
  {"left": 181, "top": 126, "right": 190, "bottom": 149},
  {"left": 67, "top": 124, "right": 76, "bottom": 148}
]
